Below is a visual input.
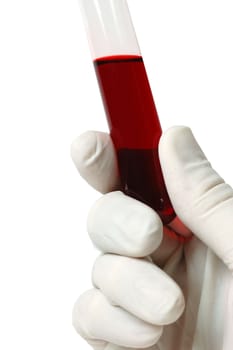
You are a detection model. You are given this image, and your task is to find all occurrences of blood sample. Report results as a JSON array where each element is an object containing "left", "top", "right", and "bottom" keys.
[{"left": 78, "top": 0, "right": 176, "bottom": 224}]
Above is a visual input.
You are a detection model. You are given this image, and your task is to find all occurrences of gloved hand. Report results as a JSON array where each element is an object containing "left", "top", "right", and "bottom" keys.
[{"left": 71, "top": 126, "right": 233, "bottom": 350}]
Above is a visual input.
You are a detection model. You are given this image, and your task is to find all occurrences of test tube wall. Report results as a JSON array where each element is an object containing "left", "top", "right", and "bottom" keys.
[{"left": 78, "top": 0, "right": 175, "bottom": 224}]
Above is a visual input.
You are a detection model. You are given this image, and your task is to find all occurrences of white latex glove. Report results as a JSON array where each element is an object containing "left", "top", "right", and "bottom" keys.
[{"left": 71, "top": 126, "right": 233, "bottom": 350}]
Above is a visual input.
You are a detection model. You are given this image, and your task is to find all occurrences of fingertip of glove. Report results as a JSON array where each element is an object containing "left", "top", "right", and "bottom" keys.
[
  {"left": 159, "top": 126, "right": 192, "bottom": 155},
  {"left": 70, "top": 131, "right": 120, "bottom": 193},
  {"left": 71, "top": 131, "right": 104, "bottom": 170}
]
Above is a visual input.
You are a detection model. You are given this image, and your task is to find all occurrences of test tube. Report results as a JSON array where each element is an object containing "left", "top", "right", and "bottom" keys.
[{"left": 78, "top": 0, "right": 175, "bottom": 225}]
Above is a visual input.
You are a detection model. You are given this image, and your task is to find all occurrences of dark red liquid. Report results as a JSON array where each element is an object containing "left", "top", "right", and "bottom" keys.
[{"left": 94, "top": 55, "right": 175, "bottom": 224}]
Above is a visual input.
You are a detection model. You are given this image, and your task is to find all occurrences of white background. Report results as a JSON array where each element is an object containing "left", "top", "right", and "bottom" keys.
[{"left": 0, "top": 0, "right": 233, "bottom": 349}]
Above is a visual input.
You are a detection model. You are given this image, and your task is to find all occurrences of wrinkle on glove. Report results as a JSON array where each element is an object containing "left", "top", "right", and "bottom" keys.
[{"left": 159, "top": 126, "right": 233, "bottom": 270}]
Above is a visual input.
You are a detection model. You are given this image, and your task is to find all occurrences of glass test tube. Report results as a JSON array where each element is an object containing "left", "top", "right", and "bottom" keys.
[{"left": 78, "top": 0, "right": 175, "bottom": 225}]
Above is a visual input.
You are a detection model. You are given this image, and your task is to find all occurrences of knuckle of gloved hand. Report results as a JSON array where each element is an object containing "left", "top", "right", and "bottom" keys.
[
  {"left": 155, "top": 286, "right": 185, "bottom": 325},
  {"left": 87, "top": 192, "right": 163, "bottom": 257},
  {"left": 71, "top": 131, "right": 97, "bottom": 171},
  {"left": 190, "top": 167, "right": 233, "bottom": 212},
  {"left": 134, "top": 277, "right": 185, "bottom": 326},
  {"left": 179, "top": 155, "right": 233, "bottom": 213},
  {"left": 72, "top": 289, "right": 99, "bottom": 340}
]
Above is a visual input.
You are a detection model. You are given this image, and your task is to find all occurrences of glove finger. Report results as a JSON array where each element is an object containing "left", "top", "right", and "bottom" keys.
[
  {"left": 159, "top": 126, "right": 233, "bottom": 270},
  {"left": 87, "top": 191, "right": 163, "bottom": 257},
  {"left": 71, "top": 131, "right": 120, "bottom": 193},
  {"left": 92, "top": 254, "right": 185, "bottom": 326},
  {"left": 88, "top": 191, "right": 183, "bottom": 264},
  {"left": 72, "top": 289, "right": 163, "bottom": 349}
]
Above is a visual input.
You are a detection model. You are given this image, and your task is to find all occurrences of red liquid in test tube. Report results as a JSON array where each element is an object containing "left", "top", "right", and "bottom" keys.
[{"left": 94, "top": 55, "right": 175, "bottom": 224}]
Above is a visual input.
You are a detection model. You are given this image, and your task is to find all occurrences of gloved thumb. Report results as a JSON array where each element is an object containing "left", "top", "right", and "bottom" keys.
[{"left": 159, "top": 126, "right": 233, "bottom": 271}]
